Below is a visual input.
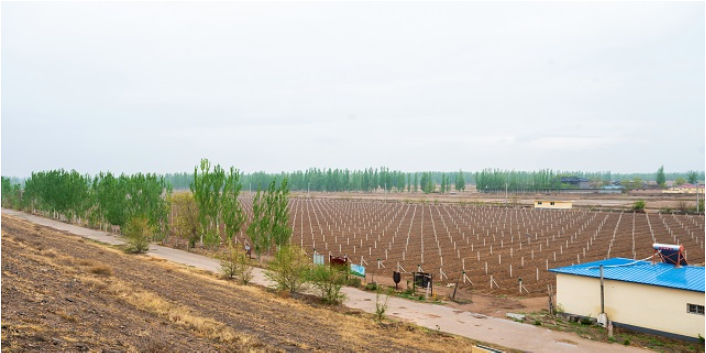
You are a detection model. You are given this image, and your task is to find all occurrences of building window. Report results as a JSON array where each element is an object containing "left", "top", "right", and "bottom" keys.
[
  {"left": 550, "top": 202, "right": 555, "bottom": 206},
  {"left": 537, "top": 202, "right": 543, "bottom": 205},
  {"left": 687, "top": 304, "right": 704, "bottom": 315}
]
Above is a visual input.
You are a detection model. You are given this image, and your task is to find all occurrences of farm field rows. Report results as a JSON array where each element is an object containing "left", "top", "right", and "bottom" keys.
[{"left": 223, "top": 197, "right": 705, "bottom": 296}]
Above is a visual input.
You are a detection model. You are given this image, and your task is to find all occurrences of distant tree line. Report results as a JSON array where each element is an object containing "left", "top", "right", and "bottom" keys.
[
  {"left": 161, "top": 168, "right": 469, "bottom": 194},
  {"left": 4, "top": 168, "right": 703, "bottom": 195}
]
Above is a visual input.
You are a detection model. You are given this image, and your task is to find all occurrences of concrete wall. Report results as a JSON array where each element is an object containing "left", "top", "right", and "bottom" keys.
[
  {"left": 556, "top": 274, "right": 705, "bottom": 339},
  {"left": 534, "top": 201, "right": 572, "bottom": 209}
]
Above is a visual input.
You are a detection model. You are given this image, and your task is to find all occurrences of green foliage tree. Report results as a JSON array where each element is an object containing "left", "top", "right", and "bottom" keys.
[
  {"left": 420, "top": 172, "right": 435, "bottom": 193},
  {"left": 247, "top": 185, "right": 271, "bottom": 260},
  {"left": 656, "top": 166, "right": 666, "bottom": 188},
  {"left": 269, "top": 178, "right": 292, "bottom": 249},
  {"left": 21, "top": 169, "right": 91, "bottom": 222},
  {"left": 687, "top": 171, "right": 699, "bottom": 184},
  {"left": 455, "top": 170, "right": 466, "bottom": 192},
  {"left": 247, "top": 178, "right": 291, "bottom": 259},
  {"left": 191, "top": 158, "right": 226, "bottom": 247},
  {"left": 440, "top": 173, "right": 447, "bottom": 194},
  {"left": 170, "top": 192, "right": 200, "bottom": 249},
  {"left": 1, "top": 176, "right": 13, "bottom": 195},
  {"left": 265, "top": 245, "right": 310, "bottom": 293},
  {"left": 307, "top": 264, "right": 347, "bottom": 304},
  {"left": 222, "top": 167, "right": 245, "bottom": 243},
  {"left": 94, "top": 172, "right": 129, "bottom": 228},
  {"left": 1, "top": 177, "right": 22, "bottom": 209},
  {"left": 126, "top": 173, "right": 171, "bottom": 240},
  {"left": 673, "top": 177, "right": 687, "bottom": 187},
  {"left": 622, "top": 177, "right": 644, "bottom": 191}
]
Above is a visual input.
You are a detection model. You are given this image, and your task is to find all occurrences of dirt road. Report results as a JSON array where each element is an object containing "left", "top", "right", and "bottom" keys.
[{"left": 2, "top": 209, "right": 649, "bottom": 352}]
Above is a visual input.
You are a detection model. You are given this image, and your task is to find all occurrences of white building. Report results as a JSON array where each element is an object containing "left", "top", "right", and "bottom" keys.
[{"left": 550, "top": 258, "right": 705, "bottom": 341}]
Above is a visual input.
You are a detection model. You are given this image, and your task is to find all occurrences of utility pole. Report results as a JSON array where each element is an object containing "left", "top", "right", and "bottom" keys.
[{"left": 505, "top": 182, "right": 508, "bottom": 206}]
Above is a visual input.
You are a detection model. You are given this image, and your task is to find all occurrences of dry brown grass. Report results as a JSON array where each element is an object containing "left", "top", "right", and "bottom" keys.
[
  {"left": 4, "top": 229, "right": 260, "bottom": 349},
  {"left": 102, "top": 275, "right": 254, "bottom": 345},
  {"left": 88, "top": 264, "right": 112, "bottom": 276}
]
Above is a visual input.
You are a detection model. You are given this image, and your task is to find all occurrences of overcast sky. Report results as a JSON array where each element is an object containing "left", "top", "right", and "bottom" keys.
[{"left": 2, "top": 1, "right": 704, "bottom": 178}]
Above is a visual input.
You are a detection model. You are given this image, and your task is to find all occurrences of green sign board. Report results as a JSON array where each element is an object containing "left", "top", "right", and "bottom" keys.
[{"left": 351, "top": 264, "right": 365, "bottom": 278}]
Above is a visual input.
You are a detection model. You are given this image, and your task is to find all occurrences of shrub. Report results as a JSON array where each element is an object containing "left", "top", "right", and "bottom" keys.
[
  {"left": 632, "top": 200, "right": 646, "bottom": 212},
  {"left": 365, "top": 282, "right": 378, "bottom": 291},
  {"left": 554, "top": 303, "right": 565, "bottom": 314},
  {"left": 220, "top": 241, "right": 253, "bottom": 284},
  {"left": 308, "top": 264, "right": 347, "bottom": 305},
  {"left": 346, "top": 277, "right": 362, "bottom": 288},
  {"left": 123, "top": 216, "right": 152, "bottom": 254},
  {"left": 623, "top": 339, "right": 630, "bottom": 346},
  {"left": 265, "top": 245, "right": 310, "bottom": 293},
  {"left": 374, "top": 290, "right": 389, "bottom": 322}
]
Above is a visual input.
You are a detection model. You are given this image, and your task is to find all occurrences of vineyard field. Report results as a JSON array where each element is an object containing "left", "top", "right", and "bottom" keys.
[{"left": 220, "top": 197, "right": 706, "bottom": 296}]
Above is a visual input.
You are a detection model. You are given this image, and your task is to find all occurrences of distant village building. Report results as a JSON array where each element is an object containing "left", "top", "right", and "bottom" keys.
[
  {"left": 534, "top": 200, "right": 572, "bottom": 209},
  {"left": 599, "top": 184, "right": 623, "bottom": 194},
  {"left": 560, "top": 177, "right": 591, "bottom": 189}
]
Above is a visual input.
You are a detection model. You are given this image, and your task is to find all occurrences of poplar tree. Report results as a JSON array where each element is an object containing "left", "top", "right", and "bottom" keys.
[
  {"left": 222, "top": 167, "right": 245, "bottom": 243},
  {"left": 455, "top": 170, "right": 466, "bottom": 192},
  {"left": 191, "top": 158, "right": 226, "bottom": 247},
  {"left": 656, "top": 166, "right": 666, "bottom": 188},
  {"left": 270, "top": 178, "right": 292, "bottom": 249}
]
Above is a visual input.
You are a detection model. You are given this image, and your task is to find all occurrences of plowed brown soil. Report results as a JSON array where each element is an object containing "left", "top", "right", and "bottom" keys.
[{"left": 1, "top": 215, "right": 504, "bottom": 352}]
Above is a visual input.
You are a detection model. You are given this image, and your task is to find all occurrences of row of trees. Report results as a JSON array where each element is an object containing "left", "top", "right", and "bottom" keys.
[
  {"left": 475, "top": 169, "right": 566, "bottom": 193},
  {"left": 3, "top": 165, "right": 341, "bottom": 304},
  {"left": 247, "top": 178, "right": 291, "bottom": 259},
  {"left": 164, "top": 168, "right": 469, "bottom": 193},
  {"left": 185, "top": 158, "right": 292, "bottom": 255},
  {"left": 475, "top": 168, "right": 705, "bottom": 193},
  {"left": 8, "top": 168, "right": 701, "bottom": 194},
  {"left": 1, "top": 159, "right": 294, "bottom": 257},
  {"left": 2, "top": 170, "right": 171, "bottom": 236},
  {"left": 190, "top": 159, "right": 245, "bottom": 247},
  {"left": 161, "top": 169, "right": 703, "bottom": 193}
]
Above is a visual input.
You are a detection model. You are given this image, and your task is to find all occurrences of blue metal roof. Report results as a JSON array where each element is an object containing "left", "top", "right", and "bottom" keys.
[{"left": 549, "top": 258, "right": 705, "bottom": 293}]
